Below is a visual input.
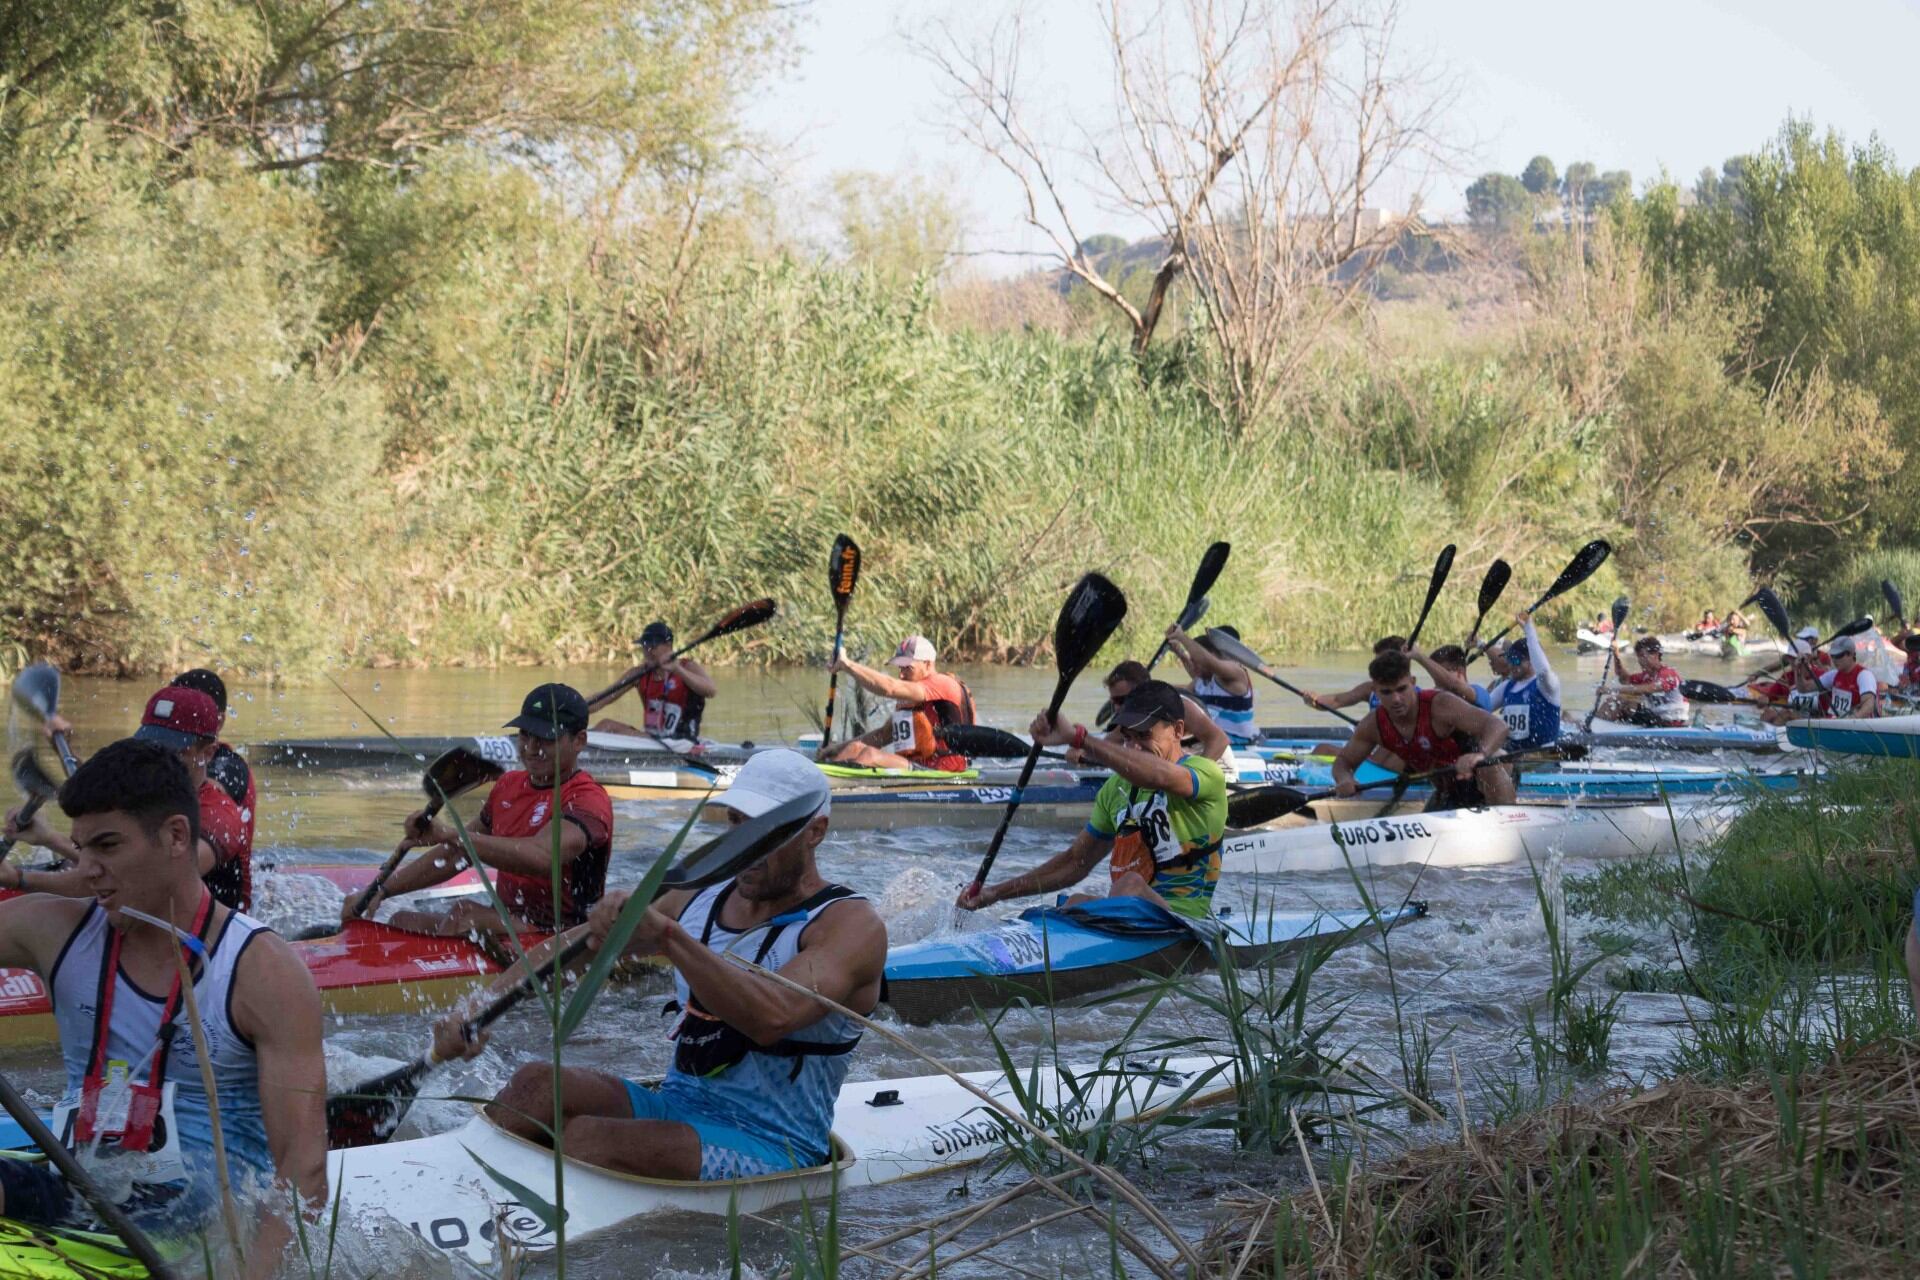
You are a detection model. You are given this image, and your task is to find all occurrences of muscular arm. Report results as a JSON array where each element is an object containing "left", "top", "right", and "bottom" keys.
[
  {"left": 668, "top": 898, "right": 887, "bottom": 1044},
  {"left": 836, "top": 657, "right": 932, "bottom": 703},
  {"left": 382, "top": 818, "right": 589, "bottom": 897},
  {"left": 1409, "top": 649, "right": 1475, "bottom": 704},
  {"left": 228, "top": 935, "right": 327, "bottom": 1276},
  {"left": 1314, "top": 680, "right": 1375, "bottom": 711},
  {"left": 1432, "top": 692, "right": 1510, "bottom": 759},
  {"left": 1330, "top": 719, "right": 1382, "bottom": 791},
  {"left": 983, "top": 829, "right": 1115, "bottom": 905},
  {"left": 1167, "top": 634, "right": 1250, "bottom": 693},
  {"left": 671, "top": 659, "right": 718, "bottom": 699},
  {"left": 1523, "top": 620, "right": 1561, "bottom": 702},
  {"left": 1179, "top": 695, "right": 1231, "bottom": 761},
  {"left": 1072, "top": 735, "right": 1204, "bottom": 798},
  {"left": 0, "top": 893, "right": 87, "bottom": 969}
]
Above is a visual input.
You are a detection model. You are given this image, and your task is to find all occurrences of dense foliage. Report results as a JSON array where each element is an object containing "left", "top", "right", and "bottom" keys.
[{"left": 0, "top": 7, "right": 1913, "bottom": 673}]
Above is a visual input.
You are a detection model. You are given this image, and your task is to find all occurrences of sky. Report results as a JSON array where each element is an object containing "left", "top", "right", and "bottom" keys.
[{"left": 744, "top": 0, "right": 1920, "bottom": 272}]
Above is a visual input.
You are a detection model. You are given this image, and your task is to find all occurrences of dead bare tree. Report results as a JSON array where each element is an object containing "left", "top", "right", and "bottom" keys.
[{"left": 921, "top": 0, "right": 1456, "bottom": 428}]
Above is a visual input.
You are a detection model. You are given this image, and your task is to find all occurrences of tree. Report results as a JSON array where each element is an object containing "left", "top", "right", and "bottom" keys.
[
  {"left": 1466, "top": 172, "right": 1533, "bottom": 230},
  {"left": 1561, "top": 161, "right": 1598, "bottom": 207},
  {"left": 830, "top": 171, "right": 963, "bottom": 283},
  {"left": 921, "top": 0, "right": 1457, "bottom": 427},
  {"left": 1520, "top": 155, "right": 1559, "bottom": 196},
  {"left": 1589, "top": 169, "right": 1634, "bottom": 208}
]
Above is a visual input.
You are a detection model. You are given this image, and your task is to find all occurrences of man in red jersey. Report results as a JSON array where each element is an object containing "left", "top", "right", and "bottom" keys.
[
  {"left": 1330, "top": 649, "right": 1514, "bottom": 811},
  {"left": 355, "top": 683, "right": 614, "bottom": 935},
  {"left": 590, "top": 620, "right": 718, "bottom": 740},
  {"left": 827, "top": 636, "right": 977, "bottom": 772},
  {"left": 4, "top": 686, "right": 255, "bottom": 911}
]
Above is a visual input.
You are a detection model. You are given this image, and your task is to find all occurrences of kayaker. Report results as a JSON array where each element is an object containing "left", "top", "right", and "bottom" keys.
[
  {"left": 1897, "top": 632, "right": 1920, "bottom": 695},
  {"left": 1411, "top": 643, "right": 1492, "bottom": 710},
  {"left": 1591, "top": 612, "right": 1615, "bottom": 637},
  {"left": 1103, "top": 661, "right": 1231, "bottom": 762},
  {"left": 1803, "top": 634, "right": 1879, "bottom": 718},
  {"left": 589, "top": 620, "right": 717, "bottom": 740},
  {"left": 957, "top": 680, "right": 1227, "bottom": 919},
  {"left": 431, "top": 749, "right": 886, "bottom": 1181},
  {"left": 827, "top": 636, "right": 976, "bottom": 772},
  {"left": 1596, "top": 637, "right": 1690, "bottom": 727},
  {"left": 0, "top": 739, "right": 326, "bottom": 1270},
  {"left": 1329, "top": 650, "right": 1515, "bottom": 810},
  {"left": 4, "top": 686, "right": 256, "bottom": 911},
  {"left": 1725, "top": 608, "right": 1751, "bottom": 641},
  {"left": 1692, "top": 609, "right": 1720, "bottom": 637},
  {"left": 1304, "top": 636, "right": 1410, "bottom": 713},
  {"left": 353, "top": 683, "right": 613, "bottom": 935},
  {"left": 1163, "top": 626, "right": 1258, "bottom": 746},
  {"left": 1487, "top": 612, "right": 1563, "bottom": 753}
]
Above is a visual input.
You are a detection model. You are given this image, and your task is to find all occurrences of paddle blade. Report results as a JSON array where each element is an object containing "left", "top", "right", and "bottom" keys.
[
  {"left": 1198, "top": 627, "right": 1268, "bottom": 675},
  {"left": 1188, "top": 542, "right": 1231, "bottom": 605},
  {"left": 425, "top": 746, "right": 505, "bottom": 807},
  {"left": 1225, "top": 784, "right": 1311, "bottom": 829},
  {"left": 1173, "top": 594, "right": 1212, "bottom": 634},
  {"left": 1834, "top": 615, "right": 1875, "bottom": 640},
  {"left": 829, "top": 535, "right": 862, "bottom": 603},
  {"left": 9, "top": 662, "right": 60, "bottom": 723},
  {"left": 660, "top": 793, "right": 827, "bottom": 892},
  {"left": 1535, "top": 540, "right": 1612, "bottom": 606},
  {"left": 1476, "top": 559, "right": 1512, "bottom": 619},
  {"left": 10, "top": 749, "right": 59, "bottom": 802},
  {"left": 939, "top": 724, "right": 1032, "bottom": 759},
  {"left": 1743, "top": 587, "right": 1793, "bottom": 644},
  {"left": 1883, "top": 579, "right": 1905, "bottom": 623},
  {"left": 1406, "top": 544, "right": 1456, "bottom": 646},
  {"left": 325, "top": 1058, "right": 433, "bottom": 1149},
  {"left": 1051, "top": 574, "right": 1128, "bottom": 696},
  {"left": 694, "top": 597, "right": 778, "bottom": 648},
  {"left": 1610, "top": 596, "right": 1630, "bottom": 629},
  {"left": 1680, "top": 679, "right": 1742, "bottom": 705}
]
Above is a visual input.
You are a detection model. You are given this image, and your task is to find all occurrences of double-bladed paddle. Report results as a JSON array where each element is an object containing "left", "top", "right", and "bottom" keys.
[
  {"left": 0, "top": 749, "right": 60, "bottom": 858},
  {"left": 10, "top": 662, "right": 77, "bottom": 777},
  {"left": 1201, "top": 628, "right": 1359, "bottom": 727},
  {"left": 1678, "top": 679, "right": 1765, "bottom": 707},
  {"left": 1725, "top": 615, "right": 1877, "bottom": 692},
  {"left": 964, "top": 574, "right": 1128, "bottom": 901},
  {"left": 1464, "top": 559, "right": 1512, "bottom": 648},
  {"left": 585, "top": 598, "right": 778, "bottom": 711},
  {"left": 819, "top": 535, "right": 862, "bottom": 750},
  {"left": 1581, "top": 596, "right": 1632, "bottom": 732},
  {"left": 1744, "top": 587, "right": 1794, "bottom": 649},
  {"left": 288, "top": 747, "right": 507, "bottom": 941},
  {"left": 1097, "top": 543, "right": 1230, "bottom": 728},
  {"left": 325, "top": 792, "right": 827, "bottom": 1148},
  {"left": 1405, "top": 544, "right": 1456, "bottom": 651},
  {"left": 1468, "top": 540, "right": 1612, "bottom": 666}
]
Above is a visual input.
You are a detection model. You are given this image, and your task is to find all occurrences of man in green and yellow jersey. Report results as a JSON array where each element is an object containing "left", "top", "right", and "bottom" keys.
[{"left": 955, "top": 681, "right": 1227, "bottom": 920}]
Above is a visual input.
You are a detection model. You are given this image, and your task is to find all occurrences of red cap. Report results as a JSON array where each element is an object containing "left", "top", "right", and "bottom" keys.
[{"left": 134, "top": 686, "right": 222, "bottom": 750}]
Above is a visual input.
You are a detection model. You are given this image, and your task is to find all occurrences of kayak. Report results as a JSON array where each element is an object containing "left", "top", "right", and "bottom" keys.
[
  {"left": 1569, "top": 722, "right": 1784, "bottom": 753},
  {"left": 1785, "top": 714, "right": 1920, "bottom": 758},
  {"left": 0, "top": 865, "right": 529, "bottom": 1047},
  {"left": 1222, "top": 798, "right": 1738, "bottom": 875},
  {"left": 1576, "top": 629, "right": 1788, "bottom": 659},
  {"left": 252, "top": 729, "right": 758, "bottom": 772},
  {"left": 0, "top": 1218, "right": 148, "bottom": 1280},
  {"left": 883, "top": 896, "right": 1424, "bottom": 1025}
]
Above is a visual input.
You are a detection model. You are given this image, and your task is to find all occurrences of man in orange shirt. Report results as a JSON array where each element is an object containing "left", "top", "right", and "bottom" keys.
[{"left": 827, "top": 636, "right": 977, "bottom": 772}]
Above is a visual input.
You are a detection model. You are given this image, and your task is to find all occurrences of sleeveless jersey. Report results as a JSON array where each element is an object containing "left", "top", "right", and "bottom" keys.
[
  {"left": 637, "top": 669, "right": 706, "bottom": 740},
  {"left": 1373, "top": 690, "right": 1462, "bottom": 773},
  {"left": 1490, "top": 674, "right": 1562, "bottom": 751},
  {"left": 1191, "top": 675, "right": 1256, "bottom": 744},
  {"left": 659, "top": 881, "right": 868, "bottom": 1167},
  {"left": 485, "top": 770, "right": 615, "bottom": 929},
  {"left": 888, "top": 673, "right": 975, "bottom": 771},
  {"left": 1626, "top": 665, "right": 1689, "bottom": 725},
  {"left": 1820, "top": 665, "right": 1877, "bottom": 717},
  {"left": 49, "top": 904, "right": 273, "bottom": 1209}
]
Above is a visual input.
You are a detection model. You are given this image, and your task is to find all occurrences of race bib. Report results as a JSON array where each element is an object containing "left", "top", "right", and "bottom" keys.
[
  {"left": 1501, "top": 703, "right": 1531, "bottom": 738},
  {"left": 1787, "top": 689, "right": 1822, "bottom": 712},
  {"left": 56, "top": 1069, "right": 186, "bottom": 1188},
  {"left": 1118, "top": 792, "right": 1174, "bottom": 858},
  {"left": 890, "top": 710, "right": 915, "bottom": 751},
  {"left": 647, "top": 698, "right": 683, "bottom": 734},
  {"left": 1829, "top": 689, "right": 1855, "bottom": 715}
]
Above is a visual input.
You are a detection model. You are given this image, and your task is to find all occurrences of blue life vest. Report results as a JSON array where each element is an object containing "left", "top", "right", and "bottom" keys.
[{"left": 1491, "top": 675, "right": 1561, "bottom": 750}]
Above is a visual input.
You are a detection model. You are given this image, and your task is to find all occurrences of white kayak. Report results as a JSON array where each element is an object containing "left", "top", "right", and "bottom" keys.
[
  {"left": 329, "top": 1055, "right": 1234, "bottom": 1265},
  {"left": 1222, "top": 799, "right": 1737, "bottom": 875}
]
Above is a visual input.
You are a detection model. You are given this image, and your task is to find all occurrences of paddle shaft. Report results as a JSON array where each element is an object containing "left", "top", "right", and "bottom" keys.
[
  {"left": 1582, "top": 643, "right": 1622, "bottom": 733},
  {"left": 968, "top": 681, "right": 1074, "bottom": 894},
  {"left": 0, "top": 1070, "right": 180, "bottom": 1278},
  {"left": 344, "top": 797, "right": 448, "bottom": 921},
  {"left": 1250, "top": 664, "right": 1360, "bottom": 727},
  {"left": 0, "top": 792, "right": 50, "bottom": 858},
  {"left": 820, "top": 600, "right": 851, "bottom": 748}
]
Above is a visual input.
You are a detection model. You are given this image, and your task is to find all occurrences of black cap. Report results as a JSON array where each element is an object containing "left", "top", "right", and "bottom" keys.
[
  {"left": 1111, "top": 679, "right": 1186, "bottom": 731},
  {"left": 505, "top": 683, "right": 589, "bottom": 739},
  {"left": 636, "top": 621, "right": 674, "bottom": 647}
]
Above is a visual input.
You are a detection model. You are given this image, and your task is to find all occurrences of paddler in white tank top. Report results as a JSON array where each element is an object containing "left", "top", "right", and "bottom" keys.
[
  {"left": 433, "top": 749, "right": 887, "bottom": 1181},
  {"left": 1163, "top": 625, "right": 1258, "bottom": 745},
  {"left": 0, "top": 738, "right": 326, "bottom": 1270}
]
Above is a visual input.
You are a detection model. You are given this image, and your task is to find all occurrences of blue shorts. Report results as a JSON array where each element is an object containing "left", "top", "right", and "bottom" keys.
[{"left": 622, "top": 1081, "right": 808, "bottom": 1181}]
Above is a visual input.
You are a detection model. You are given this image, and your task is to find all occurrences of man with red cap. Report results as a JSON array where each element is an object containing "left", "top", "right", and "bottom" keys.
[
  {"left": 826, "top": 636, "right": 977, "bottom": 772},
  {"left": 4, "top": 686, "right": 256, "bottom": 910}
]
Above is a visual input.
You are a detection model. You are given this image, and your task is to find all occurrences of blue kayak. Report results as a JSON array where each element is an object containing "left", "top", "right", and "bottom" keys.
[
  {"left": 1785, "top": 714, "right": 1920, "bottom": 758},
  {"left": 1271, "top": 758, "right": 1799, "bottom": 798},
  {"left": 883, "top": 895, "right": 1425, "bottom": 1025}
]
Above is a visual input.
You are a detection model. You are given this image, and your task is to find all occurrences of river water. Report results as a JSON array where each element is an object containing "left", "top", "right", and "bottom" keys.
[{"left": 2, "top": 647, "right": 1790, "bottom": 1277}]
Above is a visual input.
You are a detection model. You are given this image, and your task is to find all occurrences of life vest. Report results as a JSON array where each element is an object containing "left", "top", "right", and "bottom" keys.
[
  {"left": 638, "top": 669, "right": 706, "bottom": 740},
  {"left": 1372, "top": 689, "right": 1463, "bottom": 774},
  {"left": 195, "top": 780, "right": 253, "bottom": 914},
  {"left": 1191, "top": 675, "right": 1256, "bottom": 744},
  {"left": 1491, "top": 674, "right": 1562, "bottom": 751},
  {"left": 888, "top": 674, "right": 976, "bottom": 770},
  {"left": 1822, "top": 665, "right": 1877, "bottom": 717},
  {"left": 485, "top": 770, "right": 615, "bottom": 929}
]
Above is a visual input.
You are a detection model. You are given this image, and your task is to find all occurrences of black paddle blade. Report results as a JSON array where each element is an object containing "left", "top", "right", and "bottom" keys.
[
  {"left": 1536, "top": 540, "right": 1612, "bottom": 606},
  {"left": 662, "top": 792, "right": 826, "bottom": 891},
  {"left": 1834, "top": 615, "right": 1875, "bottom": 640},
  {"left": 1883, "top": 579, "right": 1905, "bottom": 623},
  {"left": 1406, "top": 544, "right": 1456, "bottom": 646},
  {"left": 698, "top": 597, "right": 778, "bottom": 645},
  {"left": 1680, "top": 679, "right": 1742, "bottom": 705},
  {"left": 1477, "top": 560, "right": 1512, "bottom": 618},
  {"left": 325, "top": 1058, "right": 434, "bottom": 1148},
  {"left": 1188, "top": 542, "right": 1231, "bottom": 605},
  {"left": 1174, "top": 594, "right": 1211, "bottom": 634},
  {"left": 1610, "top": 596, "right": 1630, "bottom": 629},
  {"left": 424, "top": 746, "right": 505, "bottom": 809},
  {"left": 829, "top": 535, "right": 862, "bottom": 602},
  {"left": 939, "top": 724, "right": 1032, "bottom": 759},
  {"left": 1744, "top": 587, "right": 1793, "bottom": 644},
  {"left": 1052, "top": 574, "right": 1128, "bottom": 696},
  {"left": 1226, "top": 784, "right": 1311, "bottom": 829},
  {"left": 1093, "top": 700, "right": 1116, "bottom": 729},
  {"left": 9, "top": 662, "right": 60, "bottom": 723},
  {"left": 10, "top": 749, "right": 58, "bottom": 802}
]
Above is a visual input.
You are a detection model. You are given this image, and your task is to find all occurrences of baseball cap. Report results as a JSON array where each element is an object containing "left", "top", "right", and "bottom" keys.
[
  {"left": 636, "top": 621, "right": 674, "bottom": 648},
  {"left": 715, "top": 748, "right": 831, "bottom": 821},
  {"left": 1829, "top": 634, "right": 1857, "bottom": 656},
  {"left": 1796, "top": 626, "right": 1819, "bottom": 640},
  {"left": 135, "top": 686, "right": 222, "bottom": 750},
  {"left": 1111, "top": 679, "right": 1186, "bottom": 732},
  {"left": 888, "top": 635, "right": 937, "bottom": 667},
  {"left": 504, "top": 683, "right": 589, "bottom": 739},
  {"left": 1505, "top": 640, "right": 1529, "bottom": 665}
]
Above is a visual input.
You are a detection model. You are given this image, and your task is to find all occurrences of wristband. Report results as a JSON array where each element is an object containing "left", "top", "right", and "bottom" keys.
[{"left": 1071, "top": 724, "right": 1088, "bottom": 752}]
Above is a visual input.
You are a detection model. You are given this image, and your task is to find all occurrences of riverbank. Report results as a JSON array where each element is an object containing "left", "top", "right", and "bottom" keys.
[{"left": 1202, "top": 758, "right": 1920, "bottom": 1278}]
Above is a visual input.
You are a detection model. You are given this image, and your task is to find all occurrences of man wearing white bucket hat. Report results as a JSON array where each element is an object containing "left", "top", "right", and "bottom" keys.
[{"left": 433, "top": 749, "right": 887, "bottom": 1182}]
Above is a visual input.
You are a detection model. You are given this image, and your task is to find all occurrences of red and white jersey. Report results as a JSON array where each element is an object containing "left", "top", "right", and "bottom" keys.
[{"left": 1818, "top": 665, "right": 1878, "bottom": 717}]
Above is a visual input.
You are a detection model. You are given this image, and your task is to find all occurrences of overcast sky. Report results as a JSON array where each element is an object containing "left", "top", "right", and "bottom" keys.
[{"left": 745, "top": 0, "right": 1920, "bottom": 271}]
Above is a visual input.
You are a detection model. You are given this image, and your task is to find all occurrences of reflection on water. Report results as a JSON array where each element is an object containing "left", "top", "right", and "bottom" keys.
[{"left": 1, "top": 648, "right": 1769, "bottom": 1276}]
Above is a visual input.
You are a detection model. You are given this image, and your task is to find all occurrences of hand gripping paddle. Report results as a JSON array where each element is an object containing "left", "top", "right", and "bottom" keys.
[
  {"left": 0, "top": 749, "right": 61, "bottom": 857},
  {"left": 1580, "top": 596, "right": 1632, "bottom": 731},
  {"left": 819, "top": 535, "right": 862, "bottom": 749},
  {"left": 10, "top": 662, "right": 77, "bottom": 777},
  {"left": 1099, "top": 543, "right": 1230, "bottom": 728},
  {"left": 585, "top": 598, "right": 778, "bottom": 710},
  {"left": 1201, "top": 628, "right": 1359, "bottom": 727}
]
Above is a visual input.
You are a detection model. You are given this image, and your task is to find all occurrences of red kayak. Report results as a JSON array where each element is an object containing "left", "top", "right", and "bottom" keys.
[{"left": 0, "top": 863, "right": 541, "bottom": 1047}]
